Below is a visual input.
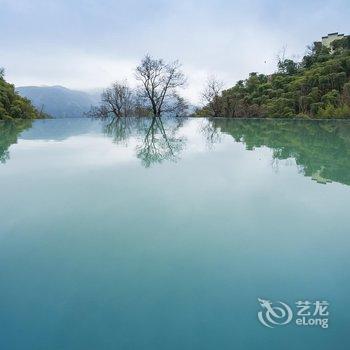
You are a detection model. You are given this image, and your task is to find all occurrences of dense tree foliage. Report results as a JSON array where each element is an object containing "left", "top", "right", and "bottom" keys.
[
  {"left": 0, "top": 69, "right": 44, "bottom": 120},
  {"left": 197, "top": 37, "right": 350, "bottom": 118}
]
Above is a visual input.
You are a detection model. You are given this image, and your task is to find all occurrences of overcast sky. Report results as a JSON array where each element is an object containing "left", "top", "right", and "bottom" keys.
[{"left": 1, "top": 0, "right": 349, "bottom": 103}]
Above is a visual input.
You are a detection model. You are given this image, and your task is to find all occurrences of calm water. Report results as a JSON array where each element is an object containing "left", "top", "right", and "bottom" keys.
[{"left": 0, "top": 117, "right": 349, "bottom": 350}]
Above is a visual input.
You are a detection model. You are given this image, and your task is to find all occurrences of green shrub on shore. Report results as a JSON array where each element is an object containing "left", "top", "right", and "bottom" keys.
[{"left": 0, "top": 68, "right": 44, "bottom": 120}]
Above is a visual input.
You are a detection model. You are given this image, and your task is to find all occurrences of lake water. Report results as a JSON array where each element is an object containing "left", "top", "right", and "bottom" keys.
[{"left": 0, "top": 117, "right": 349, "bottom": 349}]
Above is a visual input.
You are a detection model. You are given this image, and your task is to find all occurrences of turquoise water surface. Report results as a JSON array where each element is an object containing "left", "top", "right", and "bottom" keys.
[{"left": 0, "top": 118, "right": 349, "bottom": 349}]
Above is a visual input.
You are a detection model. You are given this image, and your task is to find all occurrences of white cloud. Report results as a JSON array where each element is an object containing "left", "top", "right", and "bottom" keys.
[
  {"left": 3, "top": 49, "right": 137, "bottom": 90},
  {"left": 1, "top": 0, "right": 350, "bottom": 104}
]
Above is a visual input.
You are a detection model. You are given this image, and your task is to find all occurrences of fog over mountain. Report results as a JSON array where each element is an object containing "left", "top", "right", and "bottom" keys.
[{"left": 17, "top": 86, "right": 100, "bottom": 118}]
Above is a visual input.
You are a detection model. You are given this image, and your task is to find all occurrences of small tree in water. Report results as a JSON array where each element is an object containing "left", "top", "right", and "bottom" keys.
[
  {"left": 201, "top": 76, "right": 224, "bottom": 117},
  {"left": 88, "top": 80, "right": 135, "bottom": 119}
]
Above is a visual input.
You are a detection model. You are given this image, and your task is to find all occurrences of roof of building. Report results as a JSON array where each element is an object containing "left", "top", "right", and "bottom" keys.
[{"left": 322, "top": 32, "right": 344, "bottom": 39}]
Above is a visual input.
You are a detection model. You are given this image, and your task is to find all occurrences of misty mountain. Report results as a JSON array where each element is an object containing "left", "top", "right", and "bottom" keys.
[{"left": 17, "top": 86, "right": 100, "bottom": 118}]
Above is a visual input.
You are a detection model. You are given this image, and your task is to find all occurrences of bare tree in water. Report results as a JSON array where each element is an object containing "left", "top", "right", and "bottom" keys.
[
  {"left": 135, "top": 55, "right": 187, "bottom": 117},
  {"left": 88, "top": 80, "right": 134, "bottom": 119},
  {"left": 201, "top": 76, "right": 224, "bottom": 117}
]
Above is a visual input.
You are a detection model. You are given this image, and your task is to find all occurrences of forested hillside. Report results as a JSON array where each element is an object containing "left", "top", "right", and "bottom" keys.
[
  {"left": 0, "top": 69, "right": 43, "bottom": 120},
  {"left": 197, "top": 36, "right": 350, "bottom": 118}
]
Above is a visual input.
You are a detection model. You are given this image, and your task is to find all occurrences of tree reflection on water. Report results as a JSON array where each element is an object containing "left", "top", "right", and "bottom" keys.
[
  {"left": 103, "top": 116, "right": 186, "bottom": 168},
  {"left": 0, "top": 120, "right": 32, "bottom": 164}
]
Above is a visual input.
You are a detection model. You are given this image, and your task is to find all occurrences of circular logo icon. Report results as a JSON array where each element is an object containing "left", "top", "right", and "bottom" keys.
[{"left": 258, "top": 298, "right": 293, "bottom": 328}]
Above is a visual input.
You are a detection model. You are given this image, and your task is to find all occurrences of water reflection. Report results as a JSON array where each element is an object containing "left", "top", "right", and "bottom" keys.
[
  {"left": 211, "top": 119, "right": 350, "bottom": 186},
  {"left": 1, "top": 117, "right": 350, "bottom": 186},
  {"left": 0, "top": 120, "right": 32, "bottom": 163},
  {"left": 199, "top": 119, "right": 222, "bottom": 149},
  {"left": 104, "top": 116, "right": 186, "bottom": 168}
]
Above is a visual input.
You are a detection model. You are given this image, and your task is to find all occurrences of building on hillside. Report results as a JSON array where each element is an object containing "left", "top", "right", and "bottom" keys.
[{"left": 321, "top": 32, "right": 346, "bottom": 48}]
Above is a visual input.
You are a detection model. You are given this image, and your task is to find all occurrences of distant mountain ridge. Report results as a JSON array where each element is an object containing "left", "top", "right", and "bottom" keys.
[{"left": 17, "top": 86, "right": 100, "bottom": 118}]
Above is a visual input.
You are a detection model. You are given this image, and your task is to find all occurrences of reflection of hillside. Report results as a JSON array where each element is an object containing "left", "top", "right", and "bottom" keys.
[
  {"left": 212, "top": 119, "right": 350, "bottom": 186},
  {"left": 20, "top": 118, "right": 101, "bottom": 141},
  {"left": 0, "top": 120, "right": 33, "bottom": 163}
]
